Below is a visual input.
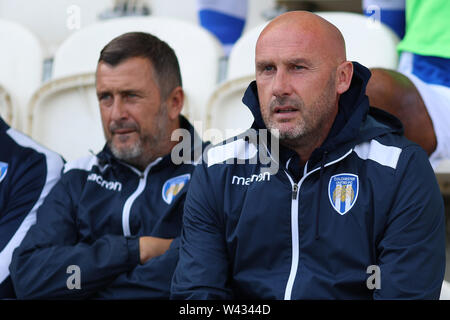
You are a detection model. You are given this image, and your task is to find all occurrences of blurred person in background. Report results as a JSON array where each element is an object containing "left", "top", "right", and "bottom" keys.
[
  {"left": 364, "top": 0, "right": 450, "bottom": 168},
  {"left": 0, "top": 116, "right": 63, "bottom": 299}
]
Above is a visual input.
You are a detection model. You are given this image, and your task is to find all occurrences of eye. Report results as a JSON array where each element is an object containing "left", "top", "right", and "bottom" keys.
[
  {"left": 98, "top": 93, "right": 111, "bottom": 102},
  {"left": 124, "top": 92, "right": 140, "bottom": 100},
  {"left": 257, "top": 64, "right": 275, "bottom": 74},
  {"left": 293, "top": 65, "right": 305, "bottom": 71}
]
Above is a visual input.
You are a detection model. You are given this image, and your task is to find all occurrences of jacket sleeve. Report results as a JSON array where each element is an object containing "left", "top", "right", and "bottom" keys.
[
  {"left": 171, "top": 164, "right": 233, "bottom": 299},
  {"left": 374, "top": 146, "right": 446, "bottom": 299},
  {"left": 0, "top": 147, "right": 63, "bottom": 296},
  {"left": 92, "top": 237, "right": 181, "bottom": 299},
  {"left": 9, "top": 174, "right": 141, "bottom": 300}
]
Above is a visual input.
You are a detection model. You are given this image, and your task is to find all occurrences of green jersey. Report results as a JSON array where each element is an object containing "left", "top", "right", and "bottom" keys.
[{"left": 397, "top": 0, "right": 450, "bottom": 58}]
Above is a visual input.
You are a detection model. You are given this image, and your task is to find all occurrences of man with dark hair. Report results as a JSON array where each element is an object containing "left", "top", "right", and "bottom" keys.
[
  {"left": 171, "top": 11, "right": 445, "bottom": 299},
  {"left": 10, "top": 32, "right": 205, "bottom": 299}
]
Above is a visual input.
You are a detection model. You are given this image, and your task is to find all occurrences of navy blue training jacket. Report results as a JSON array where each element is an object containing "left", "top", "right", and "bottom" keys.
[
  {"left": 10, "top": 116, "right": 205, "bottom": 299},
  {"left": 171, "top": 63, "right": 446, "bottom": 299},
  {"left": 0, "top": 117, "right": 63, "bottom": 298}
]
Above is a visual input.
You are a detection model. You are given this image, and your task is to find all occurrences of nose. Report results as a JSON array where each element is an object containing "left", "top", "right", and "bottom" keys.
[
  {"left": 272, "top": 68, "right": 293, "bottom": 98},
  {"left": 110, "top": 96, "right": 128, "bottom": 121}
]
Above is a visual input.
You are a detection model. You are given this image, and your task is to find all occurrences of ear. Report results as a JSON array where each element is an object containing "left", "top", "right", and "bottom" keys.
[
  {"left": 165, "top": 86, "right": 184, "bottom": 120},
  {"left": 335, "top": 61, "right": 353, "bottom": 94}
]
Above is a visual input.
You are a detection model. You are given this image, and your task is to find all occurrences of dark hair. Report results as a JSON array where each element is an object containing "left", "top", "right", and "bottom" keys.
[{"left": 98, "top": 32, "right": 182, "bottom": 99}]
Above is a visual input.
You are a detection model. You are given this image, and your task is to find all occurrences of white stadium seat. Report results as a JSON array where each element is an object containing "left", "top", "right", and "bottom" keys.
[
  {"left": 205, "top": 75, "right": 255, "bottom": 144},
  {"left": 315, "top": 11, "right": 400, "bottom": 69},
  {"left": 227, "top": 22, "right": 268, "bottom": 81},
  {"left": 0, "top": 0, "right": 114, "bottom": 56},
  {"left": 27, "top": 73, "right": 104, "bottom": 161},
  {"left": 0, "top": 19, "right": 43, "bottom": 130}
]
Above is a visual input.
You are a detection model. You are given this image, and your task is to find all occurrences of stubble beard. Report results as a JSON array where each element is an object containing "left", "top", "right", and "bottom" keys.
[
  {"left": 108, "top": 103, "right": 169, "bottom": 168},
  {"left": 262, "top": 76, "right": 337, "bottom": 149}
]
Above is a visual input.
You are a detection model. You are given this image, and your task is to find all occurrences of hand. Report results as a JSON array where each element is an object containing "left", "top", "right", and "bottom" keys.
[{"left": 139, "top": 236, "right": 173, "bottom": 264}]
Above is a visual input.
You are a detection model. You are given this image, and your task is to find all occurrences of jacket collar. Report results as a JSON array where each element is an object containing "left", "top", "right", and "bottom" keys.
[{"left": 96, "top": 115, "right": 200, "bottom": 172}]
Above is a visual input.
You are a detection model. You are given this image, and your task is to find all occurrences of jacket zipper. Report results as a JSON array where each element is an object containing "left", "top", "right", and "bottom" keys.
[
  {"left": 121, "top": 158, "right": 162, "bottom": 237},
  {"left": 283, "top": 148, "right": 354, "bottom": 300},
  {"left": 292, "top": 184, "right": 298, "bottom": 200}
]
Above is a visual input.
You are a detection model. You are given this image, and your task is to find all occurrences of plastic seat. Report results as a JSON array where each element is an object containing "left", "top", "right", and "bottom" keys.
[
  {"left": 315, "top": 11, "right": 400, "bottom": 69},
  {"left": 0, "top": 0, "right": 114, "bottom": 56},
  {"left": 27, "top": 73, "right": 104, "bottom": 161},
  {"left": 205, "top": 75, "right": 255, "bottom": 144},
  {"left": 0, "top": 19, "right": 43, "bottom": 130},
  {"left": 227, "top": 22, "right": 268, "bottom": 81}
]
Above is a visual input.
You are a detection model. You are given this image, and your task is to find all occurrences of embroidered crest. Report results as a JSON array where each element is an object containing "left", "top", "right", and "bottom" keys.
[
  {"left": 0, "top": 161, "right": 8, "bottom": 183},
  {"left": 328, "top": 173, "right": 359, "bottom": 215},
  {"left": 162, "top": 174, "right": 190, "bottom": 204}
]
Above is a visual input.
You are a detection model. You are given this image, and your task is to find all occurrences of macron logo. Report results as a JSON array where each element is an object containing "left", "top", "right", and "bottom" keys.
[
  {"left": 232, "top": 172, "right": 271, "bottom": 186},
  {"left": 87, "top": 173, "right": 122, "bottom": 192}
]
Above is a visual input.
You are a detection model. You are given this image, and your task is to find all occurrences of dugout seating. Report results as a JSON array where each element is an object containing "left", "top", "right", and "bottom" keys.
[{"left": 0, "top": 19, "right": 44, "bottom": 130}]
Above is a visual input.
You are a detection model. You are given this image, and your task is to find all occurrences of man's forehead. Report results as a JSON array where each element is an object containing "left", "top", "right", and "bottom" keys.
[
  {"left": 96, "top": 58, "right": 155, "bottom": 88},
  {"left": 256, "top": 12, "right": 346, "bottom": 63},
  {"left": 256, "top": 30, "right": 320, "bottom": 61},
  {"left": 97, "top": 57, "right": 152, "bottom": 75}
]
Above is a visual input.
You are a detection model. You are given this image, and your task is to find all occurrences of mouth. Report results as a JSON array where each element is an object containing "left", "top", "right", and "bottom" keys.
[
  {"left": 273, "top": 106, "right": 299, "bottom": 114},
  {"left": 272, "top": 106, "right": 299, "bottom": 121},
  {"left": 110, "top": 126, "right": 139, "bottom": 144},
  {"left": 113, "top": 128, "right": 136, "bottom": 135}
]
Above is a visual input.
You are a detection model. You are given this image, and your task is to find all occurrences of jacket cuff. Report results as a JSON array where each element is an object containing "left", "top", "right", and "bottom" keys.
[{"left": 125, "top": 236, "right": 140, "bottom": 266}]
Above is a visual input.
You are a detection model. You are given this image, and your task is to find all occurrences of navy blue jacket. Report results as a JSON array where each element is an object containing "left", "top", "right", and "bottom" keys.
[
  {"left": 10, "top": 116, "right": 205, "bottom": 299},
  {"left": 171, "top": 63, "right": 446, "bottom": 299},
  {"left": 0, "top": 117, "right": 63, "bottom": 298}
]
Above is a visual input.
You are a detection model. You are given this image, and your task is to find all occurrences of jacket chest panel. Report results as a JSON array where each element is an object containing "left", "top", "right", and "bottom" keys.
[
  {"left": 224, "top": 175, "right": 295, "bottom": 296},
  {"left": 73, "top": 173, "right": 139, "bottom": 239}
]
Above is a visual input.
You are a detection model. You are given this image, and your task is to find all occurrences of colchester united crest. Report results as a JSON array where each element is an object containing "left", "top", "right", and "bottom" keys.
[
  {"left": 328, "top": 173, "right": 359, "bottom": 215},
  {"left": 0, "top": 161, "right": 8, "bottom": 183},
  {"left": 162, "top": 174, "right": 190, "bottom": 205}
]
